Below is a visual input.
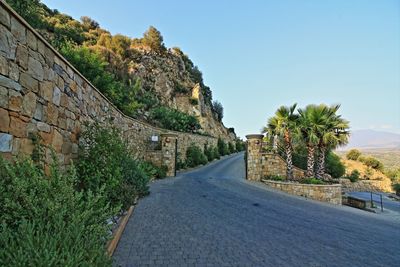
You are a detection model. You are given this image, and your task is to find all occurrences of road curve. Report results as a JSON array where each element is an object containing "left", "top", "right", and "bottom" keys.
[{"left": 113, "top": 153, "right": 399, "bottom": 267}]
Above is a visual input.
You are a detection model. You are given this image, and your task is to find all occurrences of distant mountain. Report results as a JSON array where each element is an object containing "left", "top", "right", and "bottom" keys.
[{"left": 338, "top": 130, "right": 400, "bottom": 150}]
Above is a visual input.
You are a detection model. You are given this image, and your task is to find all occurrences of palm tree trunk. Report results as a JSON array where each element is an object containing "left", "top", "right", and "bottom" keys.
[
  {"left": 306, "top": 145, "right": 315, "bottom": 177},
  {"left": 284, "top": 131, "right": 294, "bottom": 180},
  {"left": 316, "top": 145, "right": 326, "bottom": 179}
]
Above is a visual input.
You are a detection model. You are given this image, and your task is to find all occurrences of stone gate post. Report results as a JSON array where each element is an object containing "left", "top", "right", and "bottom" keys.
[
  {"left": 161, "top": 133, "right": 178, "bottom": 177},
  {"left": 245, "top": 134, "right": 264, "bottom": 181}
]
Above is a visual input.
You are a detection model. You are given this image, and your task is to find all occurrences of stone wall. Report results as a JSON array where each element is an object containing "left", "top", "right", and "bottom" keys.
[
  {"left": 261, "top": 153, "right": 305, "bottom": 179},
  {"left": 262, "top": 180, "right": 342, "bottom": 205},
  {"left": 0, "top": 2, "right": 220, "bottom": 175}
]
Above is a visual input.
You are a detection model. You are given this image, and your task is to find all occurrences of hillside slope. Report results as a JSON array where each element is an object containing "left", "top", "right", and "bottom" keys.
[{"left": 5, "top": 0, "right": 235, "bottom": 140}]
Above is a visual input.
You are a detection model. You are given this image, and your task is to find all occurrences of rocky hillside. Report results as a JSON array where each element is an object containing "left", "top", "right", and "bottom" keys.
[
  {"left": 341, "top": 159, "right": 393, "bottom": 192},
  {"left": 5, "top": 0, "right": 236, "bottom": 140}
]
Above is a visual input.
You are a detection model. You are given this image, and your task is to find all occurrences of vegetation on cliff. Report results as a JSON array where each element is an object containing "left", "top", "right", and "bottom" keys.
[{"left": 6, "top": 0, "right": 227, "bottom": 135}]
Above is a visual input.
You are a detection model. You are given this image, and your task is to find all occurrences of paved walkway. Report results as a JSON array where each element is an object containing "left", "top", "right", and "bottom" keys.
[{"left": 113, "top": 153, "right": 399, "bottom": 267}]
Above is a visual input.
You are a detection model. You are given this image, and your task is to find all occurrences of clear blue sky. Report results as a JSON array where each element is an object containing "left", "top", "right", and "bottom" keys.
[{"left": 43, "top": 0, "right": 400, "bottom": 138}]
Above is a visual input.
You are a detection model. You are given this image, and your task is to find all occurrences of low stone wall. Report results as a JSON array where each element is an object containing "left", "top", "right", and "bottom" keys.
[
  {"left": 262, "top": 153, "right": 305, "bottom": 179},
  {"left": 0, "top": 2, "right": 222, "bottom": 175},
  {"left": 339, "top": 178, "right": 393, "bottom": 193},
  {"left": 262, "top": 180, "right": 342, "bottom": 205}
]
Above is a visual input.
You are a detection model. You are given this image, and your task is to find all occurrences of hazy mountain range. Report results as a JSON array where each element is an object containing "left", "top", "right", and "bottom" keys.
[{"left": 338, "top": 129, "right": 400, "bottom": 150}]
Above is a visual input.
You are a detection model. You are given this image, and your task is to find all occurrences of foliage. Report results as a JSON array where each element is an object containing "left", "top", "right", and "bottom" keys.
[
  {"left": 60, "top": 43, "right": 142, "bottom": 116},
  {"left": 265, "top": 175, "right": 285, "bottom": 181},
  {"left": 346, "top": 149, "right": 361, "bottom": 161},
  {"left": 359, "top": 156, "right": 384, "bottom": 172},
  {"left": 190, "top": 97, "right": 199, "bottom": 105},
  {"left": 0, "top": 155, "right": 114, "bottom": 266},
  {"left": 218, "top": 138, "right": 229, "bottom": 156},
  {"left": 204, "top": 145, "right": 215, "bottom": 162},
  {"left": 393, "top": 183, "right": 400, "bottom": 193},
  {"left": 137, "top": 26, "right": 166, "bottom": 53},
  {"left": 235, "top": 139, "right": 246, "bottom": 152},
  {"left": 213, "top": 147, "right": 221, "bottom": 160},
  {"left": 301, "top": 177, "right": 324, "bottom": 184},
  {"left": 212, "top": 100, "right": 224, "bottom": 121},
  {"left": 149, "top": 106, "right": 201, "bottom": 133},
  {"left": 77, "top": 122, "right": 149, "bottom": 209},
  {"left": 139, "top": 161, "right": 167, "bottom": 179},
  {"left": 347, "top": 170, "right": 360, "bottom": 183},
  {"left": 228, "top": 142, "right": 236, "bottom": 154},
  {"left": 325, "top": 152, "right": 346, "bottom": 178},
  {"left": 174, "top": 81, "right": 189, "bottom": 94},
  {"left": 385, "top": 168, "right": 400, "bottom": 183},
  {"left": 186, "top": 144, "right": 208, "bottom": 168}
]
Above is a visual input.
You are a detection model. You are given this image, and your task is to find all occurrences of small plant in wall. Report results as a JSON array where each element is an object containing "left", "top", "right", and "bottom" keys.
[{"left": 189, "top": 97, "right": 199, "bottom": 105}]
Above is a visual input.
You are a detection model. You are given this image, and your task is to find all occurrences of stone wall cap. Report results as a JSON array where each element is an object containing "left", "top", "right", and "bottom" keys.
[
  {"left": 246, "top": 134, "right": 264, "bottom": 140},
  {"left": 262, "top": 180, "right": 342, "bottom": 187}
]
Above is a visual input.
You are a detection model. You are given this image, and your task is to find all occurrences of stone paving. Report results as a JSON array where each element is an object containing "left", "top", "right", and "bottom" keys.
[{"left": 113, "top": 153, "right": 400, "bottom": 267}]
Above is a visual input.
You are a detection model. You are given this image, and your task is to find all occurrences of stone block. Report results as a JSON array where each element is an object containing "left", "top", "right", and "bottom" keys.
[
  {"left": 16, "top": 44, "right": 28, "bottom": 69},
  {"left": 0, "top": 5, "right": 10, "bottom": 29},
  {"left": 20, "top": 72, "right": 38, "bottom": 93},
  {"left": 9, "top": 116, "right": 27, "bottom": 137},
  {"left": 46, "top": 104, "right": 58, "bottom": 125},
  {"left": 27, "top": 30, "right": 37, "bottom": 50},
  {"left": 21, "top": 91, "right": 37, "bottom": 117},
  {"left": 8, "top": 61, "right": 19, "bottom": 81},
  {"left": 0, "top": 74, "right": 21, "bottom": 91},
  {"left": 0, "top": 55, "right": 8, "bottom": 75},
  {"left": 52, "top": 129, "right": 63, "bottom": 152},
  {"left": 0, "top": 25, "right": 16, "bottom": 60},
  {"left": 52, "top": 86, "right": 61, "bottom": 106},
  {"left": 33, "top": 102, "right": 43, "bottom": 120},
  {"left": 37, "top": 122, "right": 51, "bottom": 133},
  {"left": 11, "top": 17, "right": 26, "bottom": 44},
  {"left": 28, "top": 56, "right": 43, "bottom": 81},
  {"left": 0, "top": 86, "right": 7, "bottom": 108},
  {"left": 8, "top": 90, "right": 22, "bottom": 112},
  {"left": 0, "top": 107, "right": 10, "bottom": 132},
  {"left": 19, "top": 137, "right": 34, "bottom": 155},
  {"left": 0, "top": 133, "right": 13, "bottom": 152},
  {"left": 39, "top": 80, "right": 53, "bottom": 101}
]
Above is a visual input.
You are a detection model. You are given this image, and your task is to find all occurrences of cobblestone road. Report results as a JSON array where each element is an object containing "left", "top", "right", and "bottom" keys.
[{"left": 113, "top": 153, "right": 399, "bottom": 267}]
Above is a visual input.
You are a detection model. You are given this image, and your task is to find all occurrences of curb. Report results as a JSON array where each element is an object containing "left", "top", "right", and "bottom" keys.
[{"left": 106, "top": 205, "right": 135, "bottom": 257}]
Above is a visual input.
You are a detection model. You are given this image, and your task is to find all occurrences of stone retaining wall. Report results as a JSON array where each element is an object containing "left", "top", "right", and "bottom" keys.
[
  {"left": 339, "top": 178, "right": 393, "bottom": 193},
  {"left": 262, "top": 153, "right": 305, "bottom": 179},
  {"left": 0, "top": 2, "right": 220, "bottom": 175},
  {"left": 262, "top": 180, "right": 342, "bottom": 205}
]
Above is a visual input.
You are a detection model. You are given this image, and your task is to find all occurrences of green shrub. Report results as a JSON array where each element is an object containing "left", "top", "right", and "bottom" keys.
[
  {"left": 174, "top": 82, "right": 189, "bottom": 94},
  {"left": 140, "top": 161, "right": 167, "bottom": 179},
  {"left": 218, "top": 138, "right": 229, "bottom": 156},
  {"left": 346, "top": 149, "right": 361, "bottom": 160},
  {"left": 359, "top": 156, "right": 384, "bottom": 172},
  {"left": 186, "top": 144, "right": 207, "bottom": 168},
  {"left": 228, "top": 142, "right": 235, "bottom": 154},
  {"left": 77, "top": 122, "right": 149, "bottom": 209},
  {"left": 212, "top": 100, "right": 224, "bottom": 121},
  {"left": 0, "top": 156, "right": 114, "bottom": 266},
  {"left": 189, "top": 97, "right": 199, "bottom": 105},
  {"left": 204, "top": 145, "right": 215, "bottom": 162},
  {"left": 235, "top": 139, "right": 245, "bottom": 152},
  {"left": 347, "top": 170, "right": 360, "bottom": 183},
  {"left": 325, "top": 152, "right": 346, "bottom": 178},
  {"left": 301, "top": 177, "right": 324, "bottom": 184},
  {"left": 265, "top": 175, "right": 285, "bottom": 181},
  {"left": 149, "top": 106, "right": 201, "bottom": 133},
  {"left": 213, "top": 147, "right": 221, "bottom": 160},
  {"left": 393, "top": 183, "right": 400, "bottom": 194}
]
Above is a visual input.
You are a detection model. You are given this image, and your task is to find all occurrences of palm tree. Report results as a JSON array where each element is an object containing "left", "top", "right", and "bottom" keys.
[
  {"left": 297, "top": 104, "right": 327, "bottom": 177},
  {"left": 266, "top": 104, "right": 299, "bottom": 180},
  {"left": 315, "top": 105, "right": 350, "bottom": 179}
]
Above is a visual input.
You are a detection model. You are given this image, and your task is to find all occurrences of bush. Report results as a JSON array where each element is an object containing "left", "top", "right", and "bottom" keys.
[
  {"left": 149, "top": 106, "right": 201, "bottom": 133},
  {"left": 213, "top": 147, "right": 221, "bottom": 160},
  {"left": 0, "top": 156, "right": 114, "bottom": 266},
  {"left": 325, "top": 152, "right": 346, "bottom": 178},
  {"left": 393, "top": 184, "right": 400, "bottom": 195},
  {"left": 346, "top": 149, "right": 361, "bottom": 160},
  {"left": 204, "top": 145, "right": 215, "bottom": 162},
  {"left": 347, "top": 170, "right": 360, "bottom": 183},
  {"left": 359, "top": 156, "right": 384, "bottom": 172},
  {"left": 265, "top": 175, "right": 285, "bottom": 181},
  {"left": 186, "top": 144, "right": 207, "bottom": 168},
  {"left": 212, "top": 100, "right": 224, "bottom": 121},
  {"left": 218, "top": 138, "right": 229, "bottom": 156},
  {"left": 189, "top": 97, "right": 199, "bottom": 105},
  {"left": 235, "top": 139, "right": 246, "bottom": 152},
  {"left": 140, "top": 161, "right": 167, "bottom": 179},
  {"left": 228, "top": 142, "right": 236, "bottom": 154},
  {"left": 301, "top": 177, "right": 324, "bottom": 184},
  {"left": 77, "top": 122, "right": 149, "bottom": 209}
]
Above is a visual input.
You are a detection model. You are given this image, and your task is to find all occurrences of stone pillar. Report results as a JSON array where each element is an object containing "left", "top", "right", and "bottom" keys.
[
  {"left": 246, "top": 134, "right": 264, "bottom": 181},
  {"left": 161, "top": 133, "right": 178, "bottom": 177}
]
